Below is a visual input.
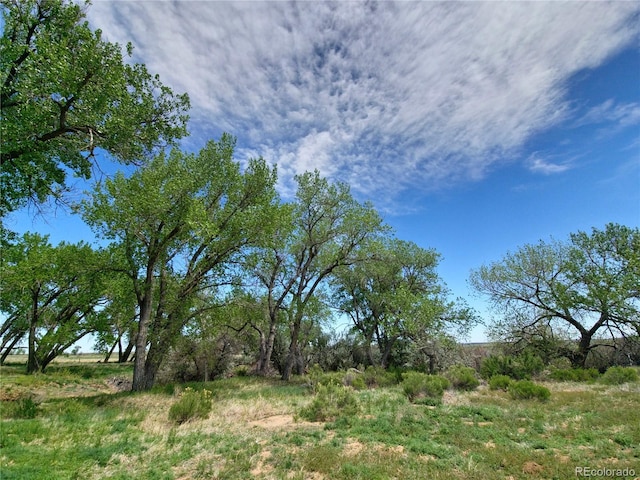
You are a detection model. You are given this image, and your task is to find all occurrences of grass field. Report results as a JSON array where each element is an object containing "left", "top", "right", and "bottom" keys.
[{"left": 1, "top": 360, "right": 638, "bottom": 479}]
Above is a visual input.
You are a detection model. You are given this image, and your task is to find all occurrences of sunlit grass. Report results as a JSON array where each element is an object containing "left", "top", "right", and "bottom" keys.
[{"left": 1, "top": 363, "right": 638, "bottom": 479}]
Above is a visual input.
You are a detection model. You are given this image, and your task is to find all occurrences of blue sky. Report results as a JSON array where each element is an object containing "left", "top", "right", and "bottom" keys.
[{"left": 6, "top": 1, "right": 640, "bottom": 344}]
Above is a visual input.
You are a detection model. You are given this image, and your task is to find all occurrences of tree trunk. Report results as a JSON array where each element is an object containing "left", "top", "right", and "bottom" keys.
[
  {"left": 571, "top": 334, "right": 593, "bottom": 368},
  {"left": 0, "top": 335, "right": 23, "bottom": 365},
  {"left": 27, "top": 295, "right": 39, "bottom": 374},
  {"left": 104, "top": 338, "right": 118, "bottom": 363},
  {"left": 119, "top": 337, "right": 135, "bottom": 363},
  {"left": 132, "top": 290, "right": 153, "bottom": 391},
  {"left": 282, "top": 317, "right": 302, "bottom": 381},
  {"left": 380, "top": 336, "right": 397, "bottom": 369},
  {"left": 257, "top": 321, "right": 278, "bottom": 375}
]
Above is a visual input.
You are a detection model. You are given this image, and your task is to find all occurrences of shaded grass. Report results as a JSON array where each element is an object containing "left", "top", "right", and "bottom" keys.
[{"left": 1, "top": 365, "right": 638, "bottom": 479}]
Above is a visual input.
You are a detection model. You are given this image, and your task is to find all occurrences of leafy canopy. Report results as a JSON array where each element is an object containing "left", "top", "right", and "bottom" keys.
[{"left": 0, "top": 0, "right": 190, "bottom": 215}]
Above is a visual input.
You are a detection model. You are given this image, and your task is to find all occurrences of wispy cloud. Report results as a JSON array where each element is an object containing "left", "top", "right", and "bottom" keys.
[
  {"left": 86, "top": 1, "right": 640, "bottom": 206},
  {"left": 527, "top": 154, "right": 573, "bottom": 175},
  {"left": 576, "top": 99, "right": 640, "bottom": 127}
]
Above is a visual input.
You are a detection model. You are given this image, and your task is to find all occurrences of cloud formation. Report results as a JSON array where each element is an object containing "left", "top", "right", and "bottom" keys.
[{"left": 86, "top": 1, "right": 639, "bottom": 204}]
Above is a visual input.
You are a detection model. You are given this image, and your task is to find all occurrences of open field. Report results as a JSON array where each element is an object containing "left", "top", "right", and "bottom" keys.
[{"left": 1, "top": 362, "right": 639, "bottom": 480}]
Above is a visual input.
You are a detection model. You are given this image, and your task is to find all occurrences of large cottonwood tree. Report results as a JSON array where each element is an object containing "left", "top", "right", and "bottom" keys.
[
  {"left": 0, "top": 0, "right": 189, "bottom": 215},
  {"left": 332, "top": 237, "right": 475, "bottom": 368},
  {"left": 83, "top": 135, "right": 278, "bottom": 391},
  {"left": 0, "top": 233, "right": 109, "bottom": 372},
  {"left": 244, "top": 171, "right": 387, "bottom": 380},
  {"left": 470, "top": 223, "right": 640, "bottom": 367}
]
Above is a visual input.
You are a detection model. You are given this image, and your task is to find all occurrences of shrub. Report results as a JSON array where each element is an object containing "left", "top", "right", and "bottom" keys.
[
  {"left": 488, "top": 374, "right": 513, "bottom": 391},
  {"left": 600, "top": 366, "right": 639, "bottom": 385},
  {"left": 401, "top": 372, "right": 449, "bottom": 404},
  {"left": 343, "top": 373, "right": 366, "bottom": 391},
  {"left": 508, "top": 380, "right": 550, "bottom": 401},
  {"left": 363, "top": 366, "right": 398, "bottom": 388},
  {"left": 549, "top": 368, "right": 600, "bottom": 382},
  {"left": 446, "top": 365, "right": 480, "bottom": 391},
  {"left": 298, "top": 383, "right": 360, "bottom": 422},
  {"left": 480, "top": 353, "right": 544, "bottom": 380},
  {"left": 168, "top": 387, "right": 213, "bottom": 424}
]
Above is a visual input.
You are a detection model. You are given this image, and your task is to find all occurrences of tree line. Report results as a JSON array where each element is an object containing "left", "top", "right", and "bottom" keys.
[{"left": 2, "top": 1, "right": 638, "bottom": 390}]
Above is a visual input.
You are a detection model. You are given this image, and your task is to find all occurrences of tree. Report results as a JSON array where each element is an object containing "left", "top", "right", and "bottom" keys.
[
  {"left": 93, "top": 258, "right": 138, "bottom": 363},
  {"left": 282, "top": 171, "right": 386, "bottom": 380},
  {"left": 242, "top": 171, "right": 386, "bottom": 379},
  {"left": 0, "top": 232, "right": 108, "bottom": 372},
  {"left": 0, "top": 0, "right": 189, "bottom": 215},
  {"left": 83, "top": 135, "right": 278, "bottom": 390},
  {"left": 333, "top": 237, "right": 475, "bottom": 368},
  {"left": 470, "top": 223, "right": 640, "bottom": 367}
]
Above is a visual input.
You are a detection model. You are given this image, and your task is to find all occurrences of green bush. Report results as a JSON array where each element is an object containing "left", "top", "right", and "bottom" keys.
[
  {"left": 401, "top": 372, "right": 449, "bottom": 404},
  {"left": 600, "top": 366, "right": 639, "bottom": 385},
  {"left": 298, "top": 383, "right": 360, "bottom": 422},
  {"left": 446, "top": 365, "right": 480, "bottom": 391},
  {"left": 363, "top": 366, "right": 398, "bottom": 388},
  {"left": 168, "top": 387, "right": 213, "bottom": 424},
  {"left": 307, "top": 364, "right": 343, "bottom": 393},
  {"left": 345, "top": 374, "right": 367, "bottom": 391},
  {"left": 488, "top": 374, "right": 513, "bottom": 391},
  {"left": 508, "top": 380, "right": 550, "bottom": 401},
  {"left": 480, "top": 352, "right": 544, "bottom": 380},
  {"left": 549, "top": 368, "right": 600, "bottom": 382}
]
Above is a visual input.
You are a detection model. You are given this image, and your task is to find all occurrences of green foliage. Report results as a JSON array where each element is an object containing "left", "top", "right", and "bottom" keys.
[
  {"left": 508, "top": 380, "right": 551, "bottom": 401},
  {"left": 298, "top": 383, "right": 360, "bottom": 422},
  {"left": 471, "top": 224, "right": 640, "bottom": 369},
  {"left": 168, "top": 387, "right": 213, "bottom": 424},
  {"left": 401, "top": 372, "right": 449, "bottom": 404},
  {"left": 343, "top": 371, "right": 367, "bottom": 390},
  {"left": 488, "top": 374, "right": 513, "bottom": 391},
  {"left": 549, "top": 368, "right": 600, "bottom": 382},
  {"left": 0, "top": 233, "right": 111, "bottom": 373},
  {"left": 363, "top": 366, "right": 398, "bottom": 388},
  {"left": 5, "top": 396, "right": 39, "bottom": 419},
  {"left": 83, "top": 134, "right": 279, "bottom": 391},
  {"left": 0, "top": 0, "right": 189, "bottom": 214},
  {"left": 445, "top": 365, "right": 480, "bottom": 391},
  {"left": 480, "top": 352, "right": 543, "bottom": 380},
  {"left": 600, "top": 366, "right": 639, "bottom": 385}
]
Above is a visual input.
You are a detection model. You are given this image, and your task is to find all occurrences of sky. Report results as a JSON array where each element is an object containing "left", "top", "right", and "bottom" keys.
[{"left": 6, "top": 1, "right": 640, "bottom": 345}]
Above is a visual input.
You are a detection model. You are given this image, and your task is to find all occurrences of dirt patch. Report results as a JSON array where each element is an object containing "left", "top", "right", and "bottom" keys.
[
  {"left": 343, "top": 439, "right": 366, "bottom": 457},
  {"left": 249, "top": 414, "right": 295, "bottom": 429},
  {"left": 250, "top": 450, "right": 273, "bottom": 476},
  {"left": 105, "top": 377, "right": 132, "bottom": 392},
  {"left": 463, "top": 421, "right": 493, "bottom": 427},
  {"left": 522, "top": 461, "right": 543, "bottom": 474},
  {"left": 248, "top": 414, "right": 323, "bottom": 431}
]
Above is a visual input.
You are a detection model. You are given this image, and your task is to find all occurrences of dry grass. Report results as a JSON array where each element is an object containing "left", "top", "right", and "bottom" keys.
[{"left": 2, "top": 366, "right": 639, "bottom": 480}]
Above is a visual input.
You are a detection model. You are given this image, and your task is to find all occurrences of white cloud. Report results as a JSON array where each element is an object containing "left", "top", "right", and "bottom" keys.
[
  {"left": 576, "top": 99, "right": 640, "bottom": 128},
  {"left": 86, "top": 1, "right": 640, "bottom": 205},
  {"left": 527, "top": 155, "right": 572, "bottom": 175}
]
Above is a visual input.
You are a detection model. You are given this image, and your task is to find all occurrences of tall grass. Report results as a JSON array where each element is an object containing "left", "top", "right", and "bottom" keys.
[{"left": 1, "top": 363, "right": 638, "bottom": 479}]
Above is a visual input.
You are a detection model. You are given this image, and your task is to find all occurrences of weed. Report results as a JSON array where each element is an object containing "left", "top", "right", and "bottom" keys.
[
  {"left": 401, "top": 372, "right": 449, "bottom": 403},
  {"left": 446, "top": 365, "right": 480, "bottom": 391},
  {"left": 549, "top": 367, "right": 600, "bottom": 382},
  {"left": 168, "top": 387, "right": 213, "bottom": 424},
  {"left": 298, "top": 382, "right": 359, "bottom": 422},
  {"left": 363, "top": 366, "right": 398, "bottom": 388},
  {"left": 508, "top": 380, "right": 551, "bottom": 401},
  {"left": 488, "top": 374, "right": 512, "bottom": 391},
  {"left": 5, "top": 396, "right": 39, "bottom": 419},
  {"left": 480, "top": 352, "right": 544, "bottom": 380},
  {"left": 600, "top": 366, "right": 639, "bottom": 385}
]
